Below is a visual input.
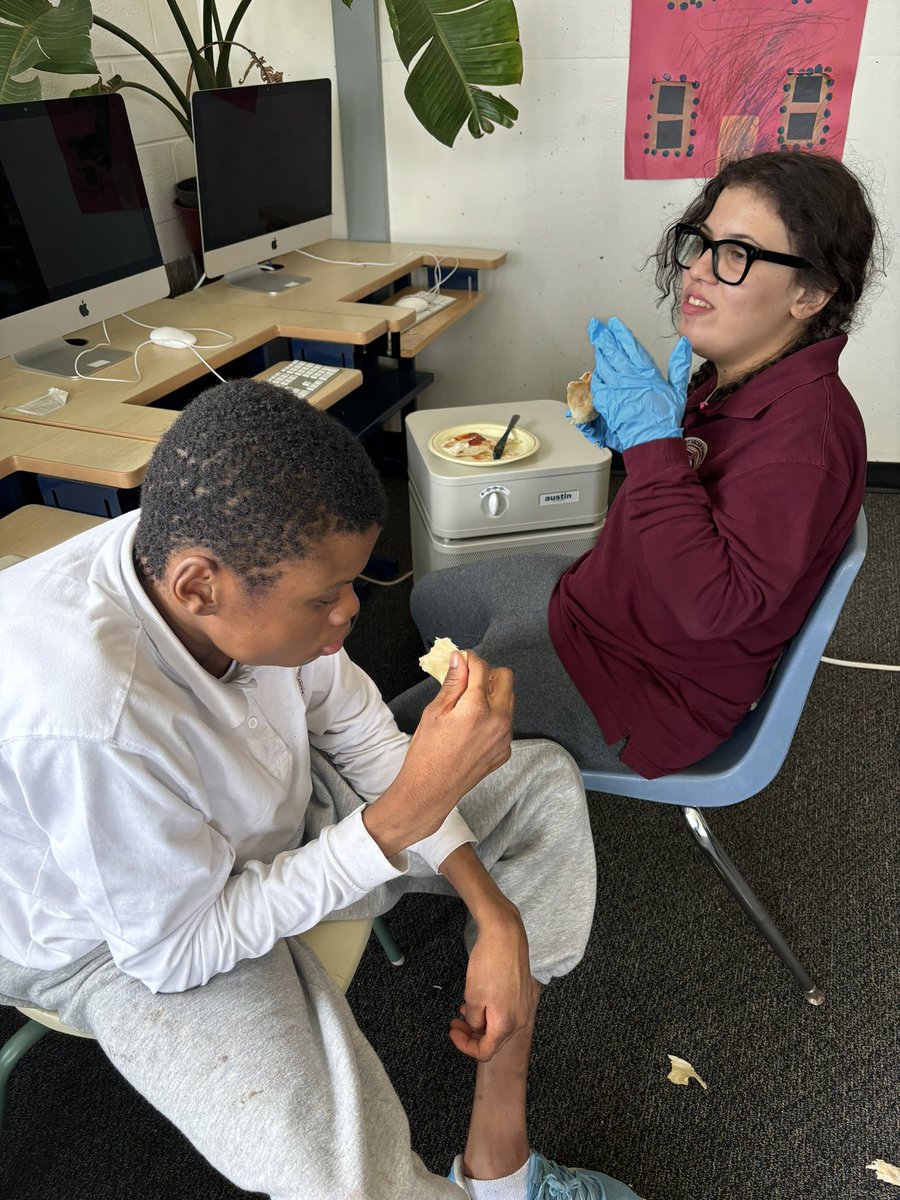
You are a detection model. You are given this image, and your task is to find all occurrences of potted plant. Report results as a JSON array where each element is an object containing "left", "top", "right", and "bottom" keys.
[{"left": 0, "top": 0, "right": 524, "bottom": 148}]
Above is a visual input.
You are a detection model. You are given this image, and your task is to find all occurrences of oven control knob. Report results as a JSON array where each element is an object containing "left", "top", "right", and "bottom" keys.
[{"left": 482, "top": 490, "right": 508, "bottom": 517}]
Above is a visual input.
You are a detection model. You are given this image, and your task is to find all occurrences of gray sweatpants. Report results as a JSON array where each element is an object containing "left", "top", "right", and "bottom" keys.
[
  {"left": 389, "top": 555, "right": 633, "bottom": 775},
  {"left": 0, "top": 740, "right": 595, "bottom": 1200}
]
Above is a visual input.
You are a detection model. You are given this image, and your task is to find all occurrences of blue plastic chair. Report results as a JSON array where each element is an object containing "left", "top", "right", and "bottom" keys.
[{"left": 580, "top": 510, "right": 867, "bottom": 1005}]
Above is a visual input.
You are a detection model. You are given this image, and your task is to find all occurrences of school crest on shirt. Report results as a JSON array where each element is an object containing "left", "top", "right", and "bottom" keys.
[{"left": 685, "top": 436, "right": 707, "bottom": 470}]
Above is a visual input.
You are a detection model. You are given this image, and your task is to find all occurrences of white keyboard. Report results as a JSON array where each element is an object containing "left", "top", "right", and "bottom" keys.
[
  {"left": 266, "top": 360, "right": 342, "bottom": 400},
  {"left": 403, "top": 290, "right": 458, "bottom": 325}
]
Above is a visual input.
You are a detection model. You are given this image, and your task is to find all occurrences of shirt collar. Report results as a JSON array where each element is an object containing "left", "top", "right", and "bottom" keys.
[
  {"left": 117, "top": 512, "right": 254, "bottom": 729},
  {"left": 686, "top": 334, "right": 847, "bottom": 420}
]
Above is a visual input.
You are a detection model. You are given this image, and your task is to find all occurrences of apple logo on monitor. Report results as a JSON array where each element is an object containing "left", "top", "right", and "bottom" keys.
[
  {"left": 271, "top": 237, "right": 278, "bottom": 251},
  {"left": 78, "top": 300, "right": 90, "bottom": 317}
]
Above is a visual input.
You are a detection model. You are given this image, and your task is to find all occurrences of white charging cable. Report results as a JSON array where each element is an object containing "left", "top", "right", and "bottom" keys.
[
  {"left": 298, "top": 249, "right": 411, "bottom": 269},
  {"left": 820, "top": 656, "right": 900, "bottom": 672},
  {"left": 73, "top": 316, "right": 236, "bottom": 384},
  {"left": 73, "top": 320, "right": 151, "bottom": 383},
  {"left": 182, "top": 345, "right": 229, "bottom": 382},
  {"left": 424, "top": 253, "right": 460, "bottom": 294},
  {"left": 357, "top": 570, "right": 414, "bottom": 587},
  {"left": 121, "top": 312, "right": 236, "bottom": 351},
  {"left": 297, "top": 248, "right": 461, "bottom": 295}
]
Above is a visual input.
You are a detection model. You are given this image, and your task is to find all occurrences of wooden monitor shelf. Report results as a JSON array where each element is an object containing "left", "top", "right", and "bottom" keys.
[{"left": 380, "top": 289, "right": 484, "bottom": 358}]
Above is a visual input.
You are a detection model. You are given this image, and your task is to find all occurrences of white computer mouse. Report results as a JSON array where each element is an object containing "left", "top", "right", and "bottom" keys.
[
  {"left": 149, "top": 326, "right": 198, "bottom": 349},
  {"left": 395, "top": 295, "right": 430, "bottom": 314}
]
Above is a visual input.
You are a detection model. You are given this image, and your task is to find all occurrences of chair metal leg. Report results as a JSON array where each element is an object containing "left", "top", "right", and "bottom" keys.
[
  {"left": 0, "top": 1018, "right": 54, "bottom": 1134},
  {"left": 681, "top": 807, "right": 825, "bottom": 1006},
  {"left": 372, "top": 916, "right": 405, "bottom": 966}
]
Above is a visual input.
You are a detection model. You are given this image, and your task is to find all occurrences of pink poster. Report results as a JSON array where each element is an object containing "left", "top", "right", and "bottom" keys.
[{"left": 625, "top": 0, "right": 869, "bottom": 180}]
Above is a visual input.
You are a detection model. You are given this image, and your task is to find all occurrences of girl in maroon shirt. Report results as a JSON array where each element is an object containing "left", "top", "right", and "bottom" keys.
[{"left": 391, "top": 150, "right": 880, "bottom": 778}]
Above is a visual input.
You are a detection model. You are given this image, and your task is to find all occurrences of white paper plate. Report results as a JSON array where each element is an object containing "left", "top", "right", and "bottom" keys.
[{"left": 428, "top": 423, "right": 539, "bottom": 467}]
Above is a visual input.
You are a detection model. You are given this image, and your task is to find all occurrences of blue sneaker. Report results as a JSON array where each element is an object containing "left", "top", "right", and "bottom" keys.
[
  {"left": 449, "top": 1155, "right": 466, "bottom": 1189},
  {"left": 526, "top": 1152, "right": 643, "bottom": 1199},
  {"left": 448, "top": 1153, "right": 643, "bottom": 1199}
]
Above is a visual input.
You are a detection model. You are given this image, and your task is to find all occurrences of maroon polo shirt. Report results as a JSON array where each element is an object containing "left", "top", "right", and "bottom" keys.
[{"left": 548, "top": 335, "right": 866, "bottom": 778}]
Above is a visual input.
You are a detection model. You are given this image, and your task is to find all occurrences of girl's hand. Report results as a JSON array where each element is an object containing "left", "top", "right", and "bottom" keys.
[
  {"left": 567, "top": 407, "right": 625, "bottom": 455},
  {"left": 588, "top": 317, "right": 692, "bottom": 450}
]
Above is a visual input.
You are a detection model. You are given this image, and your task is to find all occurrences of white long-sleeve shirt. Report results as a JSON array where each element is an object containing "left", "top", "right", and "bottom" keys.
[{"left": 0, "top": 511, "right": 474, "bottom": 993}]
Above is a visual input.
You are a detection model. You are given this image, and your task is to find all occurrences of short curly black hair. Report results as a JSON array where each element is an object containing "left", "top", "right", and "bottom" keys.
[{"left": 134, "top": 379, "right": 386, "bottom": 592}]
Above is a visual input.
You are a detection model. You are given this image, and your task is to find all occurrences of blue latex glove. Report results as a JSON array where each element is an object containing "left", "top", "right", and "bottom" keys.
[
  {"left": 588, "top": 316, "right": 692, "bottom": 450},
  {"left": 565, "top": 406, "right": 625, "bottom": 454}
]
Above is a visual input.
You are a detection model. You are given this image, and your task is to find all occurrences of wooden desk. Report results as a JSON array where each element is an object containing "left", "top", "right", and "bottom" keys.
[
  {"left": 380, "top": 287, "right": 484, "bottom": 358},
  {"left": 0, "top": 299, "right": 275, "bottom": 442},
  {"left": 0, "top": 239, "right": 505, "bottom": 441},
  {"left": 190, "top": 239, "right": 506, "bottom": 343},
  {"left": 0, "top": 421, "right": 152, "bottom": 489},
  {"left": 0, "top": 505, "right": 105, "bottom": 562}
]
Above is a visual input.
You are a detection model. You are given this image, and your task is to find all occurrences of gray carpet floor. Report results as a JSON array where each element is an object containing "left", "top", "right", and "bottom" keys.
[{"left": 1, "top": 480, "right": 897, "bottom": 1200}]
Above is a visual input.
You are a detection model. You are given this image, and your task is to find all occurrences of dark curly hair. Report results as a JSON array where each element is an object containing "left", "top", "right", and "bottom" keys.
[
  {"left": 135, "top": 379, "right": 386, "bottom": 592},
  {"left": 652, "top": 150, "right": 880, "bottom": 395}
]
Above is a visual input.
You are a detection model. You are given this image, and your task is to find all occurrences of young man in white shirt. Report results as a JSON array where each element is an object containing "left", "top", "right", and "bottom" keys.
[{"left": 0, "top": 381, "right": 640, "bottom": 1200}]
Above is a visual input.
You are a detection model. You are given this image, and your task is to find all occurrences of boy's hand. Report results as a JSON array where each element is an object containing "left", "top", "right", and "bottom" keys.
[
  {"left": 364, "top": 649, "right": 514, "bottom": 857},
  {"left": 449, "top": 901, "right": 536, "bottom": 1062},
  {"left": 411, "top": 648, "right": 514, "bottom": 796}
]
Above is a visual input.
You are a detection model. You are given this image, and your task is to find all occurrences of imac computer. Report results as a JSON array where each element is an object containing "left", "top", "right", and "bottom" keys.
[
  {"left": 191, "top": 79, "right": 333, "bottom": 294},
  {"left": 0, "top": 94, "right": 168, "bottom": 378}
]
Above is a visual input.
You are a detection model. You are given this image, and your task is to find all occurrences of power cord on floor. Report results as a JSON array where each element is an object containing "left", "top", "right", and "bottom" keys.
[
  {"left": 357, "top": 570, "right": 414, "bottom": 586},
  {"left": 820, "top": 656, "right": 900, "bottom": 672}
]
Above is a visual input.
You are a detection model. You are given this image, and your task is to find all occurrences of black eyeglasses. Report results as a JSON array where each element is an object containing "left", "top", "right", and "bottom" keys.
[{"left": 671, "top": 223, "right": 814, "bottom": 286}]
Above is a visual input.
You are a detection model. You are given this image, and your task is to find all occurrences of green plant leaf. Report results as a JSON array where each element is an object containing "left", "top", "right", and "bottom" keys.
[
  {"left": 91, "top": 16, "right": 191, "bottom": 119},
  {"left": 0, "top": 0, "right": 95, "bottom": 102},
  {"left": 67, "top": 69, "right": 192, "bottom": 135},
  {"left": 164, "top": 0, "right": 216, "bottom": 91},
  {"left": 381, "top": 0, "right": 521, "bottom": 146},
  {"left": 0, "top": 27, "right": 39, "bottom": 101},
  {"left": 1, "top": 0, "right": 524, "bottom": 151},
  {"left": 67, "top": 69, "right": 121, "bottom": 96}
]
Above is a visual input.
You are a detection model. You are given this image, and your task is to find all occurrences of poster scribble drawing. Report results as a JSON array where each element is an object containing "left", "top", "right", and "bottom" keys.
[{"left": 625, "top": 0, "right": 869, "bottom": 180}]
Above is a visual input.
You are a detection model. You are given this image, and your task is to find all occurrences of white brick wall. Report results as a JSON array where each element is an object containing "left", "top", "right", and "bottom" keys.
[
  {"left": 374, "top": 0, "right": 900, "bottom": 460},
  {"left": 52, "top": 1, "right": 345, "bottom": 265},
  {"left": 26, "top": 0, "right": 899, "bottom": 455},
  {"left": 39, "top": 1, "right": 200, "bottom": 260}
]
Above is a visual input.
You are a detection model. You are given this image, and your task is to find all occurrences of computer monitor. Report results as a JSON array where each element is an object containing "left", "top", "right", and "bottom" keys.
[
  {"left": 191, "top": 79, "right": 333, "bottom": 294},
  {"left": 0, "top": 94, "right": 169, "bottom": 378}
]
